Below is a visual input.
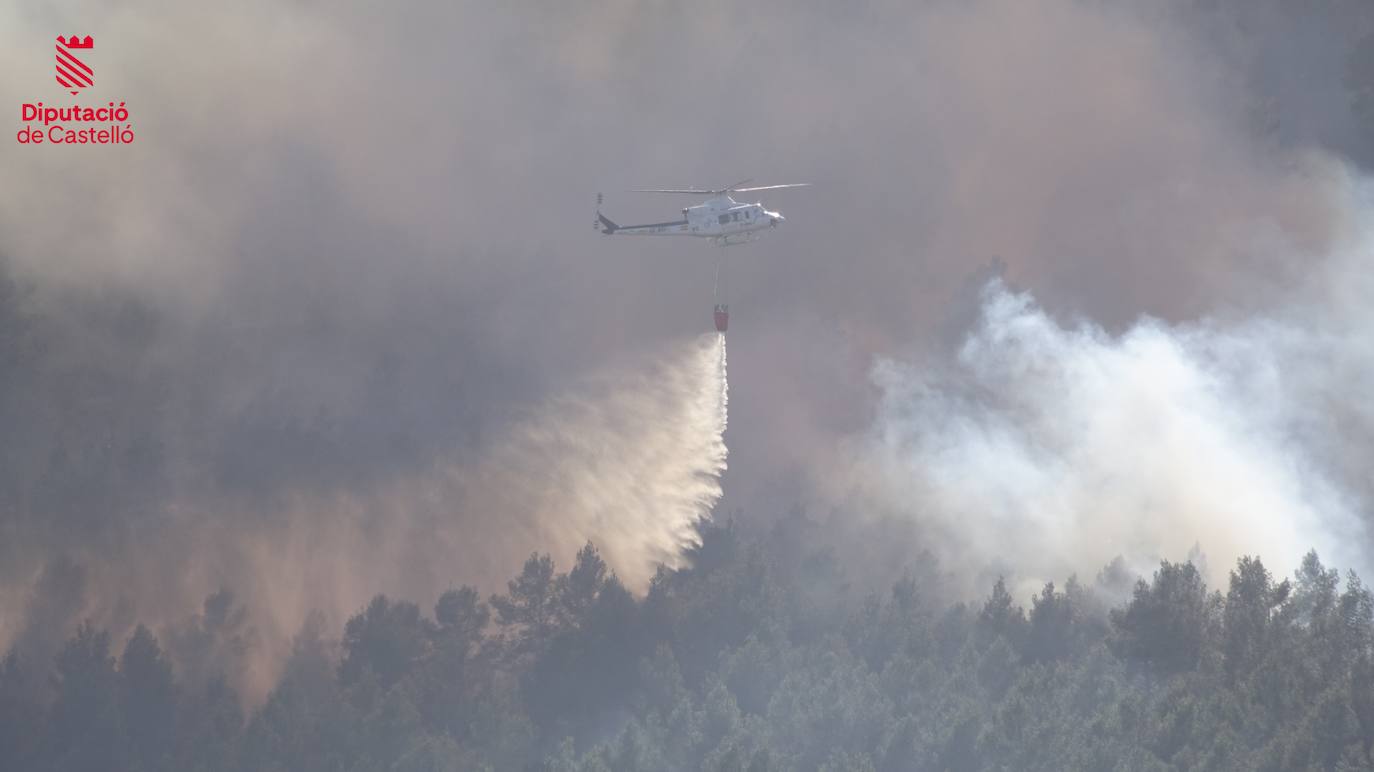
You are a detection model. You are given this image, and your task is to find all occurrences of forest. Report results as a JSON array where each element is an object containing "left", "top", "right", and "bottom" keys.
[{"left": 2, "top": 522, "right": 1372, "bottom": 771}]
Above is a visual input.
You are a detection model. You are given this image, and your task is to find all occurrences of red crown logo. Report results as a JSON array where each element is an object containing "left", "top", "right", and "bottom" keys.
[{"left": 54, "top": 35, "right": 94, "bottom": 95}]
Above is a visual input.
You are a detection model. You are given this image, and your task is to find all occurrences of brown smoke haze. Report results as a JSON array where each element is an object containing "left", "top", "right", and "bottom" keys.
[{"left": 3, "top": 0, "right": 1374, "bottom": 701}]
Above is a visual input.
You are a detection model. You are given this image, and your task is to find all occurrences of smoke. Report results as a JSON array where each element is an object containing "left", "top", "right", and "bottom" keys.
[
  {"left": 4, "top": 0, "right": 1374, "bottom": 707},
  {"left": 0, "top": 332, "right": 729, "bottom": 702},
  {"left": 840, "top": 174, "right": 1374, "bottom": 597}
]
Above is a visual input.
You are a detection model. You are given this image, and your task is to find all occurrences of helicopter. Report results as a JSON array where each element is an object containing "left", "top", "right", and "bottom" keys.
[
  {"left": 595, "top": 180, "right": 808, "bottom": 332},
  {"left": 594, "top": 180, "right": 808, "bottom": 247}
]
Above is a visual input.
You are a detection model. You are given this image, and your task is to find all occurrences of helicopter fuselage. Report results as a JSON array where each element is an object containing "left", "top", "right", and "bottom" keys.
[{"left": 597, "top": 194, "right": 785, "bottom": 246}]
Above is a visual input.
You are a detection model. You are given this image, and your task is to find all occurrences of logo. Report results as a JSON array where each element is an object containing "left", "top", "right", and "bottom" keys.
[
  {"left": 55, "top": 35, "right": 94, "bottom": 96},
  {"left": 17, "top": 33, "right": 134, "bottom": 146}
]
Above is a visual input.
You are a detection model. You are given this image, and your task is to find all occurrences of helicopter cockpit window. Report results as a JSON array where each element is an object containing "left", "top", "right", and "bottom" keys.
[{"left": 718, "top": 214, "right": 730, "bottom": 225}]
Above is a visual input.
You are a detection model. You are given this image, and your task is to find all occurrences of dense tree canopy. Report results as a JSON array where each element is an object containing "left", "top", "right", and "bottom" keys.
[{"left": 4, "top": 528, "right": 1374, "bottom": 771}]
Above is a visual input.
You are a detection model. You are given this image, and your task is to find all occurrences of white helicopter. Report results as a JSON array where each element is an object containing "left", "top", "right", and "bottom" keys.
[
  {"left": 595, "top": 179, "right": 808, "bottom": 247},
  {"left": 595, "top": 179, "right": 808, "bottom": 332}
]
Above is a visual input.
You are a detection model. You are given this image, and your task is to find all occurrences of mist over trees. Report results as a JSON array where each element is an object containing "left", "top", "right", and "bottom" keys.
[{"left": 3, "top": 524, "right": 1373, "bottom": 771}]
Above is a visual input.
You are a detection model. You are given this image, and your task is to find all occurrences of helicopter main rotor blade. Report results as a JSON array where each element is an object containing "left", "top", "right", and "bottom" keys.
[
  {"left": 627, "top": 181, "right": 809, "bottom": 195},
  {"left": 732, "top": 183, "right": 811, "bottom": 193}
]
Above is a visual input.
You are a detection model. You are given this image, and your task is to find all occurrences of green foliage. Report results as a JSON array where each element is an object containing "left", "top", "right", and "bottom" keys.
[
  {"left": 6, "top": 538, "right": 1374, "bottom": 771},
  {"left": 120, "top": 624, "right": 177, "bottom": 770},
  {"left": 49, "top": 620, "right": 125, "bottom": 771},
  {"left": 0, "top": 651, "right": 43, "bottom": 771},
  {"left": 491, "top": 553, "right": 561, "bottom": 664},
  {"left": 1110, "top": 560, "right": 1212, "bottom": 674},
  {"left": 340, "top": 595, "right": 437, "bottom": 690}
]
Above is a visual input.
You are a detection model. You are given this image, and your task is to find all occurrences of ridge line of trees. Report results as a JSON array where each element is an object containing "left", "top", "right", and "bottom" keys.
[{"left": 3, "top": 524, "right": 1373, "bottom": 771}]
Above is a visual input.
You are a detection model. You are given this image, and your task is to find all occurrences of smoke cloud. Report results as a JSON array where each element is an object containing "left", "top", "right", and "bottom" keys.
[
  {"left": 4, "top": 0, "right": 1374, "bottom": 704},
  {"left": 840, "top": 173, "right": 1374, "bottom": 597},
  {"left": 1, "top": 331, "right": 729, "bottom": 702}
]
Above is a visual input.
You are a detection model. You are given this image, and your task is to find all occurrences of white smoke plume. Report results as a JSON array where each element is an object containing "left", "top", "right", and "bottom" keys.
[{"left": 843, "top": 174, "right": 1374, "bottom": 598}]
